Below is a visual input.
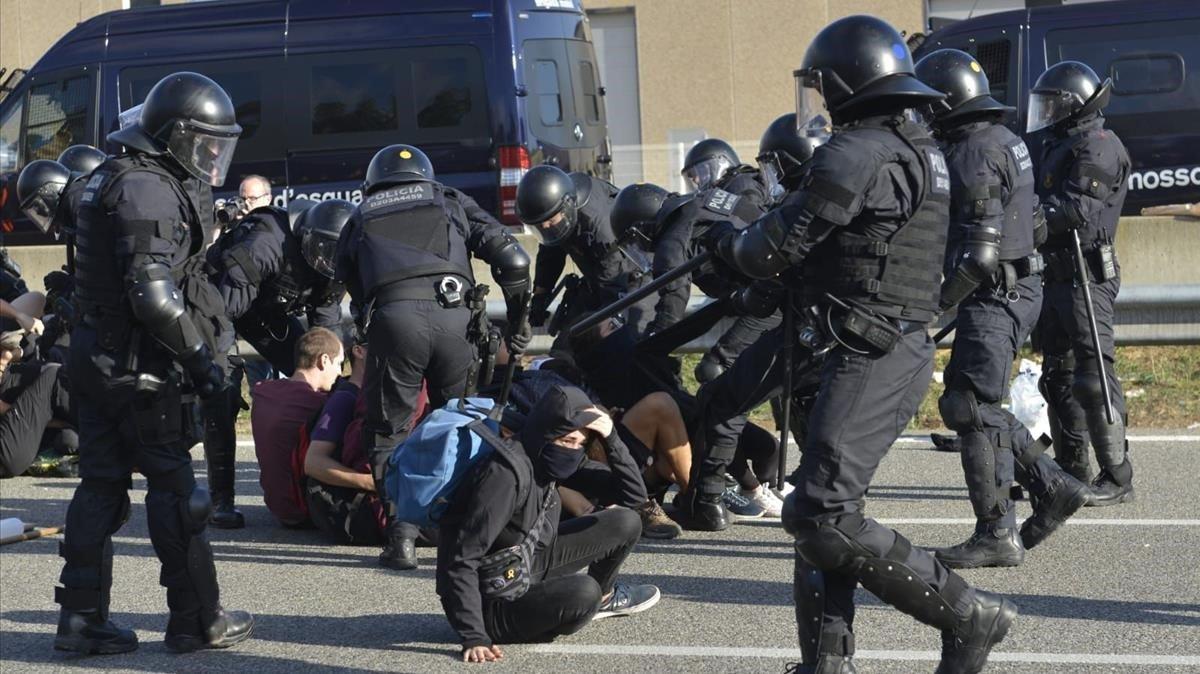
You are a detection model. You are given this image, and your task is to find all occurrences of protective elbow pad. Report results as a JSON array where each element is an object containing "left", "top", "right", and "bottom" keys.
[
  {"left": 938, "top": 227, "right": 1000, "bottom": 310},
  {"left": 481, "top": 233, "right": 531, "bottom": 293},
  {"left": 728, "top": 212, "right": 790, "bottom": 280},
  {"left": 128, "top": 263, "right": 204, "bottom": 359}
]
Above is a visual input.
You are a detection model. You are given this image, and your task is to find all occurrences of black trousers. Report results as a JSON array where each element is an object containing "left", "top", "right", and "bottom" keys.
[
  {"left": 787, "top": 330, "right": 974, "bottom": 648},
  {"left": 235, "top": 313, "right": 304, "bottom": 377},
  {"left": 483, "top": 508, "right": 641, "bottom": 643},
  {"left": 0, "top": 362, "right": 69, "bottom": 478},
  {"left": 58, "top": 325, "right": 222, "bottom": 635},
  {"left": 363, "top": 301, "right": 477, "bottom": 541},
  {"left": 695, "top": 325, "right": 821, "bottom": 497},
  {"left": 943, "top": 276, "right": 1058, "bottom": 529}
]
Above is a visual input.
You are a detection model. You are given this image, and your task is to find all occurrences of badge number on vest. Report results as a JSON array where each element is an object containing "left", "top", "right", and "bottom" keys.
[
  {"left": 704, "top": 189, "right": 740, "bottom": 216},
  {"left": 1009, "top": 140, "right": 1033, "bottom": 174},
  {"left": 927, "top": 149, "right": 951, "bottom": 195}
]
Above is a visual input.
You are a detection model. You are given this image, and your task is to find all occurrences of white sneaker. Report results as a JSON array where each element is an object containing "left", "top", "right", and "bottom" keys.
[
  {"left": 772, "top": 482, "right": 795, "bottom": 501},
  {"left": 741, "top": 485, "right": 784, "bottom": 518}
]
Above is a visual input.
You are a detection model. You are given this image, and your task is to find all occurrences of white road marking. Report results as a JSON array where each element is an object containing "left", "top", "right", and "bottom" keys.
[
  {"left": 877, "top": 518, "right": 1200, "bottom": 526},
  {"left": 528, "top": 644, "right": 1200, "bottom": 666}
]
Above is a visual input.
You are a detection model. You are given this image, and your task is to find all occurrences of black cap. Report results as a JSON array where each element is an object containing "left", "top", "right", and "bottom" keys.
[{"left": 363, "top": 144, "right": 435, "bottom": 194}]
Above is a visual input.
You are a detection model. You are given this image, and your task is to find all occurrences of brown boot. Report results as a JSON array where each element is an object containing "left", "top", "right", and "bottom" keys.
[{"left": 636, "top": 500, "right": 682, "bottom": 539}]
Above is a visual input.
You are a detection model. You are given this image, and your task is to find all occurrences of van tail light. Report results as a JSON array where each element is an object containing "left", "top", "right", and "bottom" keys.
[{"left": 497, "top": 145, "right": 530, "bottom": 226}]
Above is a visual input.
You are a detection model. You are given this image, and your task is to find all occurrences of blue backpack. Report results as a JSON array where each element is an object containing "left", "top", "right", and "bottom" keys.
[{"left": 386, "top": 397, "right": 517, "bottom": 528}]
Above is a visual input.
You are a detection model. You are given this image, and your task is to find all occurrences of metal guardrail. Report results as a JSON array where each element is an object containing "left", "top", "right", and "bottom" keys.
[{"left": 481, "top": 283, "right": 1200, "bottom": 354}]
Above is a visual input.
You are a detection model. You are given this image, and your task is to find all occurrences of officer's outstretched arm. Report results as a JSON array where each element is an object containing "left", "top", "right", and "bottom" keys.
[
  {"left": 128, "top": 263, "right": 222, "bottom": 395},
  {"left": 713, "top": 202, "right": 836, "bottom": 280}
]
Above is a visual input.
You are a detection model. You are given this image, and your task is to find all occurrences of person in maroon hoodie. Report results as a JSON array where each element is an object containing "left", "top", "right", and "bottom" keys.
[{"left": 249, "top": 327, "right": 343, "bottom": 526}]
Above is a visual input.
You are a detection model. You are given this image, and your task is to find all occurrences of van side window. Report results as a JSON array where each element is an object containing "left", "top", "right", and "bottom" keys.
[
  {"left": 535, "top": 60, "right": 563, "bottom": 126},
  {"left": 975, "top": 39, "right": 1010, "bottom": 105},
  {"left": 578, "top": 60, "right": 601, "bottom": 124},
  {"left": 311, "top": 63, "right": 398, "bottom": 135},
  {"left": 1047, "top": 19, "right": 1200, "bottom": 117},
  {"left": 412, "top": 57, "right": 474, "bottom": 129},
  {"left": 23, "top": 76, "right": 89, "bottom": 162},
  {"left": 0, "top": 97, "right": 22, "bottom": 173}
]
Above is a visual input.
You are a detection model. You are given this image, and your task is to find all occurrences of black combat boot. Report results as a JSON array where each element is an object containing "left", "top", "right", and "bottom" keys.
[
  {"left": 935, "top": 525, "right": 1024, "bottom": 569},
  {"left": 1086, "top": 416, "right": 1134, "bottom": 507},
  {"left": 672, "top": 489, "right": 730, "bottom": 532},
  {"left": 379, "top": 520, "right": 418, "bottom": 570},
  {"left": 785, "top": 656, "right": 857, "bottom": 673},
  {"left": 204, "top": 389, "right": 245, "bottom": 529},
  {"left": 935, "top": 589, "right": 1018, "bottom": 674},
  {"left": 1020, "top": 463, "right": 1089, "bottom": 549},
  {"left": 54, "top": 608, "right": 139, "bottom": 654},
  {"left": 165, "top": 604, "right": 254, "bottom": 653}
]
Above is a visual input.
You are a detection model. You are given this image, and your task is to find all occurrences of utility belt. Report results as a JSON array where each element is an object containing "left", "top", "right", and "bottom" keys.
[
  {"left": 821, "top": 294, "right": 925, "bottom": 358},
  {"left": 983, "top": 253, "right": 1045, "bottom": 299},
  {"left": 1042, "top": 242, "right": 1118, "bottom": 285},
  {"left": 373, "top": 275, "right": 474, "bottom": 309}
]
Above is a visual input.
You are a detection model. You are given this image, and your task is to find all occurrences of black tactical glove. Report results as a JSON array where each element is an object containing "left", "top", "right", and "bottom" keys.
[
  {"left": 694, "top": 354, "right": 725, "bottom": 384},
  {"left": 181, "top": 346, "right": 225, "bottom": 400},
  {"left": 529, "top": 292, "right": 552, "bottom": 328},
  {"left": 506, "top": 320, "right": 533, "bottom": 358},
  {"left": 731, "top": 282, "right": 782, "bottom": 318}
]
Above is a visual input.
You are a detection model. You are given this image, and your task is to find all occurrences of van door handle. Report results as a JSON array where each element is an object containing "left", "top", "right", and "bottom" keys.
[
  {"left": 597, "top": 154, "right": 612, "bottom": 164},
  {"left": 546, "top": 156, "right": 560, "bottom": 165}
]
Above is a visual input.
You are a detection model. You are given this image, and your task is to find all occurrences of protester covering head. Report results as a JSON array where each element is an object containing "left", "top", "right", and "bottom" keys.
[{"left": 518, "top": 385, "right": 606, "bottom": 484}]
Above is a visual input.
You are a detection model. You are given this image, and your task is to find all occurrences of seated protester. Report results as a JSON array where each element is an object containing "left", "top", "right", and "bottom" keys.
[
  {"left": 1, "top": 297, "right": 45, "bottom": 348},
  {"left": 250, "top": 326, "right": 344, "bottom": 526},
  {"left": 303, "top": 334, "right": 387, "bottom": 545},
  {"left": 482, "top": 341, "right": 685, "bottom": 539},
  {"left": 438, "top": 385, "right": 660, "bottom": 663},
  {"left": 0, "top": 344, "right": 74, "bottom": 478},
  {"left": 569, "top": 316, "right": 787, "bottom": 518}
]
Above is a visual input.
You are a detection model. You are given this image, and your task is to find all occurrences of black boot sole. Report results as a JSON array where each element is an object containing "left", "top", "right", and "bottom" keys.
[
  {"left": 164, "top": 624, "right": 253, "bottom": 653},
  {"left": 935, "top": 553, "right": 1024, "bottom": 570},
  {"left": 54, "top": 634, "right": 139, "bottom": 655},
  {"left": 209, "top": 514, "right": 246, "bottom": 530}
]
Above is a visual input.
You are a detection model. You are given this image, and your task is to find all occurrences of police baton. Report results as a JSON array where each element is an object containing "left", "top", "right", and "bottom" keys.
[
  {"left": 775, "top": 290, "right": 795, "bottom": 492},
  {"left": 569, "top": 252, "right": 711, "bottom": 338},
  {"left": 491, "top": 294, "right": 531, "bottom": 421},
  {"left": 931, "top": 318, "right": 957, "bottom": 346},
  {"left": 1070, "top": 228, "right": 1116, "bottom": 425}
]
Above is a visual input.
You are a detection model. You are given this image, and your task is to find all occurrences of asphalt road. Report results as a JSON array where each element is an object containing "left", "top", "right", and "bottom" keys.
[{"left": 2, "top": 433, "right": 1198, "bottom": 674}]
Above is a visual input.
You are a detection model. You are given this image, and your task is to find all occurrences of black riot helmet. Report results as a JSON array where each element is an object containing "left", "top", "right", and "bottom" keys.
[
  {"left": 516, "top": 165, "right": 579, "bottom": 246},
  {"left": 107, "top": 72, "right": 242, "bottom": 186},
  {"left": 294, "top": 199, "right": 354, "bottom": 278},
  {"left": 682, "top": 139, "right": 740, "bottom": 192},
  {"left": 757, "top": 113, "right": 829, "bottom": 196},
  {"left": 1026, "top": 61, "right": 1112, "bottom": 134},
  {"left": 610, "top": 183, "right": 670, "bottom": 245},
  {"left": 287, "top": 198, "right": 318, "bottom": 233},
  {"left": 794, "top": 16, "right": 944, "bottom": 126},
  {"left": 57, "top": 145, "right": 107, "bottom": 179},
  {"left": 363, "top": 144, "right": 435, "bottom": 194},
  {"left": 16, "top": 160, "right": 71, "bottom": 234},
  {"left": 914, "top": 49, "right": 1013, "bottom": 126}
]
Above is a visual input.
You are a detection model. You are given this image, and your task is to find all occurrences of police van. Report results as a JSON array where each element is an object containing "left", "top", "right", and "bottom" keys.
[
  {"left": 0, "top": 0, "right": 611, "bottom": 243},
  {"left": 916, "top": 0, "right": 1200, "bottom": 215}
]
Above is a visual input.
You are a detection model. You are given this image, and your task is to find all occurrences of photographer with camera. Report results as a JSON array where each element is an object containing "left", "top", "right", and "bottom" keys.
[{"left": 203, "top": 178, "right": 350, "bottom": 528}]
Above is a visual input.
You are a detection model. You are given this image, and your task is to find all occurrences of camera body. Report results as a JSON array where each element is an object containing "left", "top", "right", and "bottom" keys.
[{"left": 215, "top": 197, "right": 247, "bottom": 226}]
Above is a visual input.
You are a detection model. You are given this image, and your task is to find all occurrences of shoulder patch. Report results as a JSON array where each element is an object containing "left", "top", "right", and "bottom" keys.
[
  {"left": 1007, "top": 139, "right": 1033, "bottom": 174},
  {"left": 703, "top": 189, "right": 740, "bottom": 216},
  {"left": 926, "top": 148, "right": 951, "bottom": 196},
  {"left": 79, "top": 171, "right": 109, "bottom": 206}
]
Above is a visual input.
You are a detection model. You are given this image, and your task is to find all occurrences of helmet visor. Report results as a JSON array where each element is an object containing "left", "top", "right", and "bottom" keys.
[
  {"left": 682, "top": 156, "right": 734, "bottom": 192},
  {"left": 756, "top": 153, "right": 785, "bottom": 203},
  {"left": 1026, "top": 90, "right": 1076, "bottom": 133},
  {"left": 795, "top": 69, "right": 833, "bottom": 133},
  {"left": 302, "top": 233, "right": 340, "bottom": 278},
  {"left": 534, "top": 201, "right": 577, "bottom": 247},
  {"left": 20, "top": 185, "right": 61, "bottom": 234},
  {"left": 167, "top": 122, "right": 240, "bottom": 186}
]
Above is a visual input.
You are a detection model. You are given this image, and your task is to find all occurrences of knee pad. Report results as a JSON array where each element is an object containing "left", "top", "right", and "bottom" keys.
[
  {"left": 1070, "top": 368, "right": 1106, "bottom": 407},
  {"left": 185, "top": 486, "right": 213, "bottom": 534},
  {"left": 793, "top": 519, "right": 860, "bottom": 573},
  {"left": 939, "top": 389, "right": 983, "bottom": 433}
]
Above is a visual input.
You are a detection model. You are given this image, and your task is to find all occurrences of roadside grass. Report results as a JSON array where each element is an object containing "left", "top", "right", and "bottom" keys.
[{"left": 680, "top": 346, "right": 1200, "bottom": 431}]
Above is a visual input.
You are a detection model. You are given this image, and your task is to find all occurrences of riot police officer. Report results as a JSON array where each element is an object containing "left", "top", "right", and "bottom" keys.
[
  {"left": 53, "top": 71, "right": 252, "bottom": 655},
  {"left": 1030, "top": 61, "right": 1133, "bottom": 506},
  {"left": 337, "top": 144, "right": 532, "bottom": 570},
  {"left": 681, "top": 138, "right": 772, "bottom": 211},
  {"left": 16, "top": 160, "right": 72, "bottom": 239},
  {"left": 914, "top": 50, "right": 1090, "bottom": 568},
  {"left": 516, "top": 165, "right": 652, "bottom": 341},
  {"left": 705, "top": 17, "right": 1014, "bottom": 673},
  {"left": 202, "top": 194, "right": 351, "bottom": 528}
]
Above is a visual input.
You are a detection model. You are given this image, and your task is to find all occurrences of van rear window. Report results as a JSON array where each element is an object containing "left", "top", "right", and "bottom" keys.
[
  {"left": 534, "top": 60, "right": 563, "bottom": 125},
  {"left": 24, "top": 76, "right": 89, "bottom": 162}
]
